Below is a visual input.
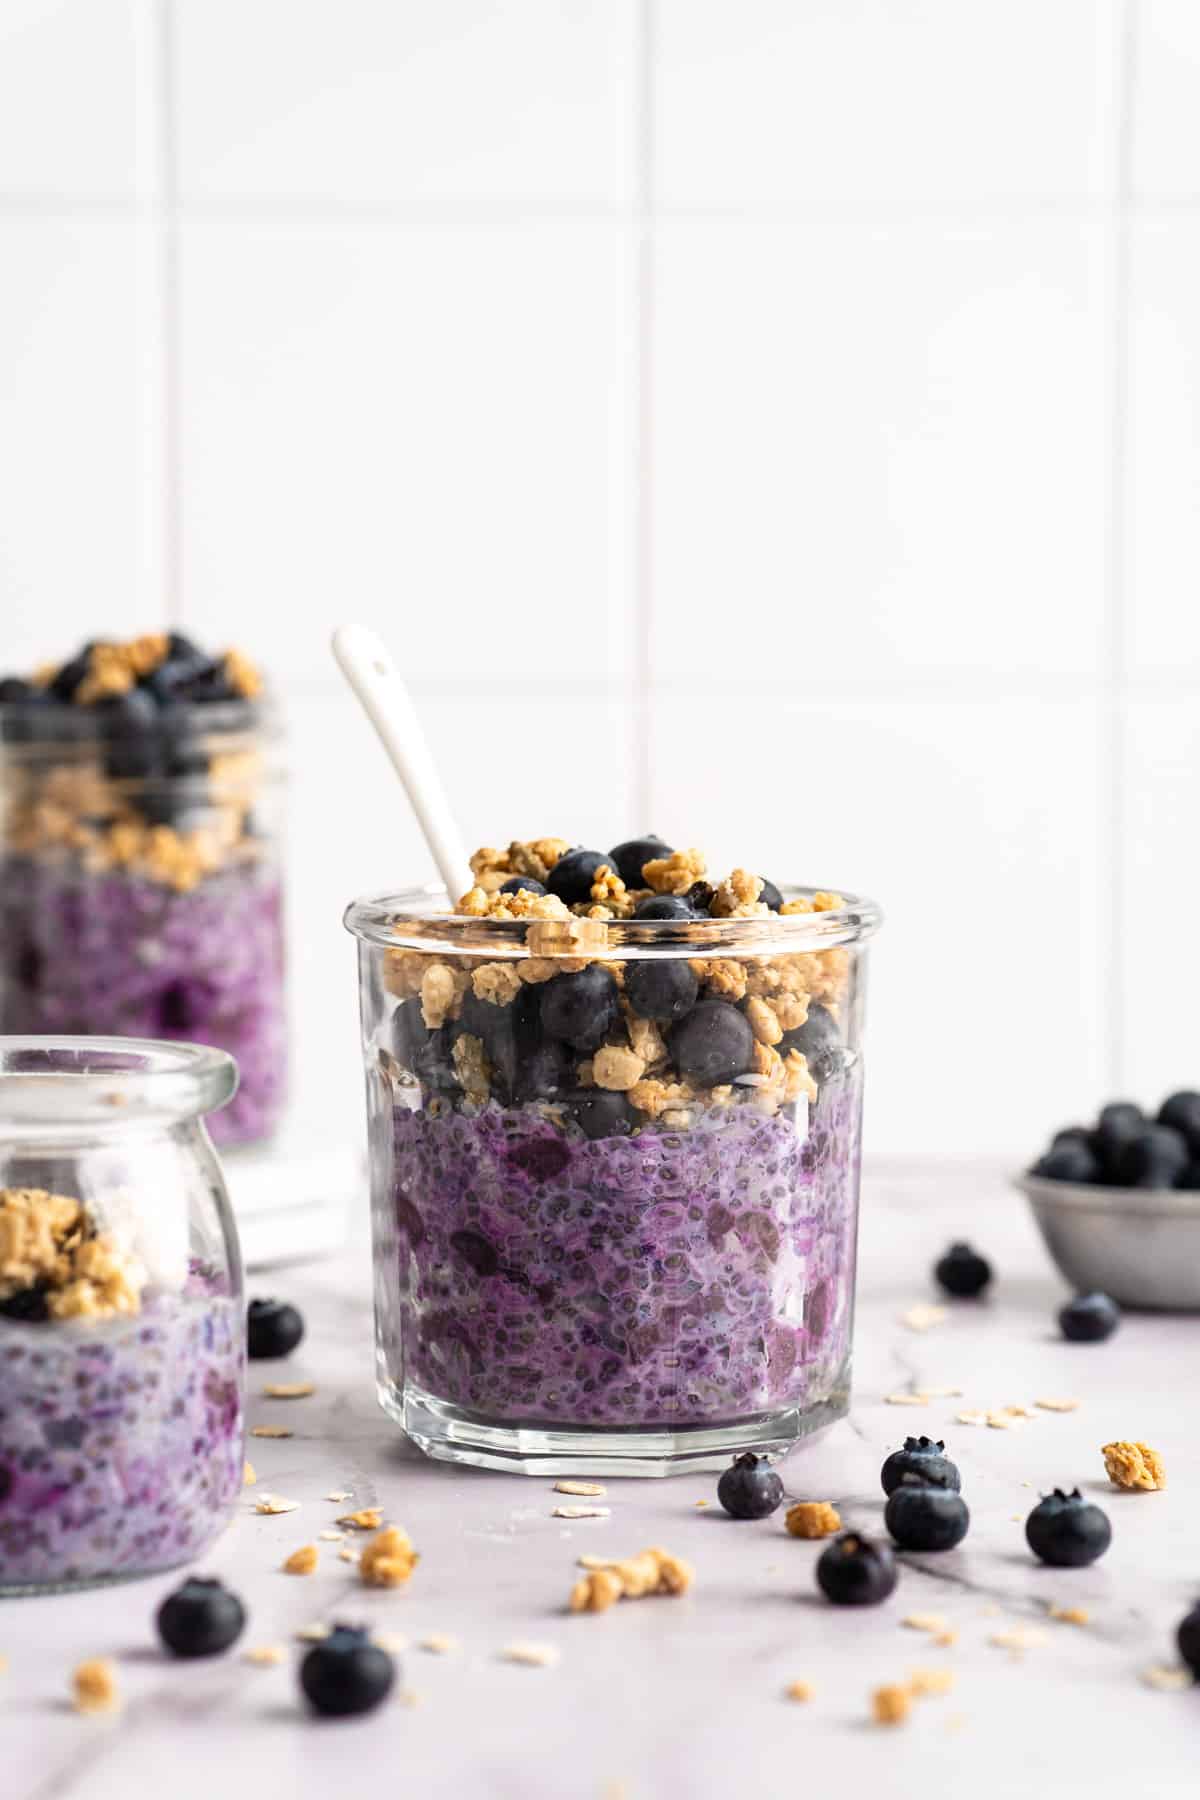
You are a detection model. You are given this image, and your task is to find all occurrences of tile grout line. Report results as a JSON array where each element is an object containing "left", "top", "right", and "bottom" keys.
[{"left": 630, "top": 0, "right": 656, "bottom": 828}]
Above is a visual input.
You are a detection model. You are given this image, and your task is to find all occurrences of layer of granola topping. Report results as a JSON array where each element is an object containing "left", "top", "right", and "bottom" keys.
[{"left": 0, "top": 1187, "right": 145, "bottom": 1322}]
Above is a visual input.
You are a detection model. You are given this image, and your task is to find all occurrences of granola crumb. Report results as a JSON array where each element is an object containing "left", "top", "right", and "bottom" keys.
[
  {"left": 360, "top": 1525, "right": 419, "bottom": 1588},
  {"left": 1141, "top": 1664, "right": 1193, "bottom": 1692},
  {"left": 1035, "top": 1397, "right": 1081, "bottom": 1413},
  {"left": 338, "top": 1548, "right": 361, "bottom": 1564},
  {"left": 933, "top": 1631, "right": 958, "bottom": 1647},
  {"left": 552, "top": 1504, "right": 611, "bottom": 1520},
  {"left": 262, "top": 1382, "right": 315, "bottom": 1400},
  {"left": 909, "top": 1668, "right": 956, "bottom": 1698},
  {"left": 282, "top": 1544, "right": 319, "bottom": 1576},
  {"left": 397, "top": 1686, "right": 424, "bottom": 1707},
  {"left": 784, "top": 1679, "right": 814, "bottom": 1702},
  {"left": 642, "top": 848, "right": 706, "bottom": 895},
  {"left": 569, "top": 1569, "right": 625, "bottom": 1614},
  {"left": 784, "top": 1501, "right": 841, "bottom": 1539},
  {"left": 1102, "top": 1440, "right": 1167, "bottom": 1491},
  {"left": 373, "top": 1632, "right": 410, "bottom": 1654},
  {"left": 254, "top": 1494, "right": 300, "bottom": 1516},
  {"left": 1048, "top": 1604, "right": 1090, "bottom": 1626},
  {"left": 885, "top": 1392, "right": 930, "bottom": 1407},
  {"left": 244, "top": 1644, "right": 287, "bottom": 1666},
  {"left": 325, "top": 1490, "right": 352, "bottom": 1502},
  {"left": 243, "top": 1460, "right": 256, "bottom": 1486},
  {"left": 903, "top": 1613, "right": 951, "bottom": 1634},
  {"left": 420, "top": 1635, "right": 458, "bottom": 1655},
  {"left": 72, "top": 1658, "right": 119, "bottom": 1715},
  {"left": 711, "top": 868, "right": 768, "bottom": 918},
  {"left": 592, "top": 1044, "right": 646, "bottom": 1092},
  {"left": 250, "top": 1424, "right": 294, "bottom": 1438},
  {"left": 566, "top": 1546, "right": 693, "bottom": 1610},
  {"left": 900, "top": 1303, "right": 948, "bottom": 1332},
  {"left": 988, "top": 1627, "right": 1048, "bottom": 1653},
  {"left": 501, "top": 1641, "right": 561, "bottom": 1668},
  {"left": 338, "top": 1508, "right": 384, "bottom": 1530},
  {"left": 872, "top": 1684, "right": 912, "bottom": 1726},
  {"left": 318, "top": 1529, "right": 345, "bottom": 1542},
  {"left": 295, "top": 1623, "right": 331, "bottom": 1642},
  {"left": 553, "top": 1480, "right": 607, "bottom": 1498}
]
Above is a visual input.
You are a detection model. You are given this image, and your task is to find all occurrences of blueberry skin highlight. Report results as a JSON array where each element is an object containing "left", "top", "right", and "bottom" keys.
[
  {"left": 884, "top": 1477, "right": 970, "bottom": 1551},
  {"left": 246, "top": 1297, "right": 305, "bottom": 1359},
  {"left": 934, "top": 1242, "right": 992, "bottom": 1298},
  {"left": 545, "top": 849, "right": 610, "bottom": 907},
  {"left": 300, "top": 1626, "right": 396, "bottom": 1718},
  {"left": 880, "top": 1436, "right": 961, "bottom": 1497},
  {"left": 609, "top": 836, "right": 672, "bottom": 887},
  {"left": 1058, "top": 1291, "right": 1120, "bottom": 1343},
  {"left": 156, "top": 1577, "right": 246, "bottom": 1658},
  {"left": 624, "top": 958, "right": 699, "bottom": 1023},
  {"left": 816, "top": 1533, "right": 898, "bottom": 1607},
  {"left": 716, "top": 1451, "right": 784, "bottom": 1520},
  {"left": 539, "top": 966, "right": 620, "bottom": 1053},
  {"left": 1025, "top": 1489, "right": 1111, "bottom": 1568},
  {"left": 670, "top": 1001, "right": 755, "bottom": 1087}
]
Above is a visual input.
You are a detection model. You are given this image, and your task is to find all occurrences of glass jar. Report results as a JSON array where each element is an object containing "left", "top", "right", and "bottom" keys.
[
  {"left": 0, "top": 1037, "right": 245, "bottom": 1595},
  {"left": 345, "top": 885, "right": 882, "bottom": 1476},
  {"left": 0, "top": 696, "right": 287, "bottom": 1147}
]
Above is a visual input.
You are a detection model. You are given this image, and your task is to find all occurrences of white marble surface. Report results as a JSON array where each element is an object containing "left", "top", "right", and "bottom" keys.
[{"left": 8, "top": 1160, "right": 1199, "bottom": 1800}]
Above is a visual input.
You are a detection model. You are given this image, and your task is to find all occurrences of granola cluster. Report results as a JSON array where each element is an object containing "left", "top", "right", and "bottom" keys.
[
  {"left": 568, "top": 1547, "right": 694, "bottom": 1613},
  {"left": 1102, "top": 1440, "right": 1166, "bottom": 1492},
  {"left": 0, "top": 1187, "right": 145, "bottom": 1321}
]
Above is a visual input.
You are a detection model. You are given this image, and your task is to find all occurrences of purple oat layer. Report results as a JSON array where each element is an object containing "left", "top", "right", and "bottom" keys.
[
  {"left": 377, "top": 1070, "right": 862, "bottom": 1429},
  {"left": 0, "top": 1289, "right": 244, "bottom": 1589},
  {"left": 0, "top": 857, "right": 287, "bottom": 1146}
]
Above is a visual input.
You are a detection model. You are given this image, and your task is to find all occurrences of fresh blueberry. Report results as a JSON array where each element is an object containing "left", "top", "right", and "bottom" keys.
[
  {"left": 1033, "top": 1140, "right": 1101, "bottom": 1184},
  {"left": 934, "top": 1242, "right": 992, "bottom": 1299},
  {"left": 758, "top": 878, "right": 784, "bottom": 911},
  {"left": 1113, "top": 1124, "right": 1189, "bottom": 1189},
  {"left": 0, "top": 1284, "right": 50, "bottom": 1322},
  {"left": 816, "top": 1533, "right": 899, "bottom": 1607},
  {"left": 778, "top": 1003, "right": 842, "bottom": 1079},
  {"left": 1179, "top": 1163, "right": 1200, "bottom": 1191},
  {"left": 411, "top": 1026, "right": 463, "bottom": 1098},
  {"left": 48, "top": 645, "right": 95, "bottom": 703},
  {"left": 0, "top": 676, "right": 32, "bottom": 703},
  {"left": 716, "top": 1451, "right": 784, "bottom": 1520},
  {"left": 880, "top": 1436, "right": 961, "bottom": 1497},
  {"left": 12, "top": 943, "right": 42, "bottom": 992},
  {"left": 246, "top": 1297, "right": 305, "bottom": 1359},
  {"left": 156, "top": 977, "right": 216, "bottom": 1033},
  {"left": 499, "top": 876, "right": 546, "bottom": 896},
  {"left": 391, "top": 996, "right": 429, "bottom": 1064},
  {"left": 97, "top": 688, "right": 162, "bottom": 781},
  {"left": 512, "top": 1041, "right": 572, "bottom": 1103},
  {"left": 1093, "top": 1100, "right": 1145, "bottom": 1176},
  {"left": 459, "top": 985, "right": 541, "bottom": 1096},
  {"left": 1177, "top": 1603, "right": 1200, "bottom": 1678},
  {"left": 0, "top": 679, "right": 52, "bottom": 744},
  {"left": 624, "top": 959, "right": 699, "bottom": 1023},
  {"left": 1025, "top": 1488, "right": 1111, "bottom": 1567},
  {"left": 166, "top": 631, "right": 204, "bottom": 665},
  {"left": 684, "top": 880, "right": 716, "bottom": 914},
  {"left": 300, "top": 1624, "right": 396, "bottom": 1718},
  {"left": 545, "top": 848, "right": 610, "bottom": 907},
  {"left": 563, "top": 1087, "right": 633, "bottom": 1140},
  {"left": 156, "top": 1576, "right": 246, "bottom": 1658},
  {"left": 1058, "top": 1291, "right": 1120, "bottom": 1343},
  {"left": 176, "top": 655, "right": 237, "bottom": 704},
  {"left": 885, "top": 1475, "right": 970, "bottom": 1551},
  {"left": 608, "top": 836, "right": 672, "bottom": 888},
  {"left": 540, "top": 966, "right": 620, "bottom": 1052},
  {"left": 1158, "top": 1090, "right": 1200, "bottom": 1148},
  {"left": 670, "top": 1000, "right": 755, "bottom": 1087},
  {"left": 633, "top": 895, "right": 696, "bottom": 921},
  {"left": 161, "top": 707, "right": 212, "bottom": 781},
  {"left": 1052, "top": 1126, "right": 1093, "bottom": 1150}
]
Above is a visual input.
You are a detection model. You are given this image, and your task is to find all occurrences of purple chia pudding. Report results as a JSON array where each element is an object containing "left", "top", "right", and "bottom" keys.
[{"left": 0, "top": 1287, "right": 244, "bottom": 1592}]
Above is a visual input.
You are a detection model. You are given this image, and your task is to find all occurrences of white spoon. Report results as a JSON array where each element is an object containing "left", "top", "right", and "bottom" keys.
[{"left": 331, "top": 623, "right": 474, "bottom": 904}]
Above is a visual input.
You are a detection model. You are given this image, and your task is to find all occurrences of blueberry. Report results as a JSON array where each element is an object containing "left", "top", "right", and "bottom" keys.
[
  {"left": 880, "top": 1436, "right": 961, "bottom": 1497},
  {"left": 1033, "top": 1141, "right": 1100, "bottom": 1184},
  {"left": 0, "top": 679, "right": 52, "bottom": 744},
  {"left": 450, "top": 1229, "right": 500, "bottom": 1277},
  {"left": 166, "top": 631, "right": 204, "bottom": 664},
  {"left": 563, "top": 1088, "right": 633, "bottom": 1140},
  {"left": 411, "top": 1027, "right": 461, "bottom": 1098},
  {"left": 1093, "top": 1101, "right": 1145, "bottom": 1176},
  {"left": 540, "top": 966, "right": 620, "bottom": 1052},
  {"left": 684, "top": 880, "right": 716, "bottom": 914},
  {"left": 779, "top": 1003, "right": 842, "bottom": 1080},
  {"left": 716, "top": 1451, "right": 784, "bottom": 1520},
  {"left": 0, "top": 676, "right": 34, "bottom": 703},
  {"left": 670, "top": 1000, "right": 755, "bottom": 1087},
  {"left": 1177, "top": 1603, "right": 1200, "bottom": 1678},
  {"left": 1025, "top": 1488, "right": 1111, "bottom": 1568},
  {"left": 633, "top": 895, "right": 696, "bottom": 921},
  {"left": 391, "top": 996, "right": 430, "bottom": 1063},
  {"left": 1179, "top": 1164, "right": 1200, "bottom": 1191},
  {"left": 0, "top": 1284, "right": 50, "bottom": 1322},
  {"left": 48, "top": 645, "right": 95, "bottom": 703},
  {"left": 1058, "top": 1291, "right": 1120, "bottom": 1343},
  {"left": 1052, "top": 1126, "right": 1093, "bottom": 1149},
  {"left": 156, "top": 1577, "right": 246, "bottom": 1658},
  {"left": 1113, "top": 1124, "right": 1189, "bottom": 1189},
  {"left": 459, "top": 984, "right": 541, "bottom": 1095},
  {"left": 546, "top": 848, "right": 610, "bottom": 907},
  {"left": 161, "top": 707, "right": 212, "bottom": 781},
  {"left": 758, "top": 878, "right": 784, "bottom": 911},
  {"left": 176, "top": 655, "right": 238, "bottom": 704},
  {"left": 609, "top": 836, "right": 672, "bottom": 888},
  {"left": 300, "top": 1624, "right": 396, "bottom": 1718},
  {"left": 934, "top": 1242, "right": 992, "bottom": 1299},
  {"left": 157, "top": 977, "right": 217, "bottom": 1033},
  {"left": 97, "top": 688, "right": 162, "bottom": 781},
  {"left": 885, "top": 1475, "right": 970, "bottom": 1551},
  {"left": 624, "top": 959, "right": 699, "bottom": 1023},
  {"left": 246, "top": 1297, "right": 305, "bottom": 1359},
  {"left": 816, "top": 1533, "right": 898, "bottom": 1607},
  {"left": 499, "top": 876, "right": 546, "bottom": 896},
  {"left": 512, "top": 1041, "right": 572, "bottom": 1103},
  {"left": 1158, "top": 1090, "right": 1200, "bottom": 1147}
]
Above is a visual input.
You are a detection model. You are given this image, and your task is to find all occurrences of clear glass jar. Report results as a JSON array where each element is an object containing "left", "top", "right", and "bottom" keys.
[
  {"left": 0, "top": 697, "right": 287, "bottom": 1147},
  {"left": 0, "top": 1037, "right": 245, "bottom": 1595},
  {"left": 345, "top": 885, "right": 882, "bottom": 1476}
]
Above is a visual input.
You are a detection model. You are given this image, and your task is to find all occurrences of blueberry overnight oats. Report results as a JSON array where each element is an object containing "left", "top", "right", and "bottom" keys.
[
  {"left": 0, "top": 1185, "right": 244, "bottom": 1591},
  {"left": 0, "top": 634, "right": 286, "bottom": 1146},
  {"left": 347, "top": 835, "right": 881, "bottom": 1474}
]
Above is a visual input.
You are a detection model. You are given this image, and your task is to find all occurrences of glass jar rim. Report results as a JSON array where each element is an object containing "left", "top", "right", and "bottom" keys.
[
  {"left": 0, "top": 1036, "right": 238, "bottom": 1128},
  {"left": 343, "top": 882, "right": 883, "bottom": 960}
]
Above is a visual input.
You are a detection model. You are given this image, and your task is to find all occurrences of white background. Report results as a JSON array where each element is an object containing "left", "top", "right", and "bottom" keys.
[{"left": 1, "top": 0, "right": 1198, "bottom": 1159}]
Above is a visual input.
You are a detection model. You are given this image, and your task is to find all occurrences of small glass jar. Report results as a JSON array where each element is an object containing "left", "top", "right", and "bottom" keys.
[
  {"left": 0, "top": 1037, "right": 245, "bottom": 1595},
  {"left": 0, "top": 696, "right": 287, "bottom": 1147},
  {"left": 346, "top": 885, "right": 882, "bottom": 1476}
]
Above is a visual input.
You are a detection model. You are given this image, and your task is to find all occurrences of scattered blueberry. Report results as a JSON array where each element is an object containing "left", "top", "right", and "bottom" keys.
[
  {"left": 758, "top": 878, "right": 784, "bottom": 911},
  {"left": 246, "top": 1297, "right": 305, "bottom": 1359},
  {"left": 934, "top": 1242, "right": 992, "bottom": 1299},
  {"left": 563, "top": 1087, "right": 633, "bottom": 1140},
  {"left": 1033, "top": 1140, "right": 1100, "bottom": 1184},
  {"left": 670, "top": 1000, "right": 755, "bottom": 1087},
  {"left": 885, "top": 1475, "right": 970, "bottom": 1551},
  {"left": 633, "top": 895, "right": 696, "bottom": 922},
  {"left": 1113, "top": 1124, "right": 1189, "bottom": 1189},
  {"left": 1058, "top": 1291, "right": 1120, "bottom": 1343},
  {"left": 816, "top": 1533, "right": 899, "bottom": 1606},
  {"left": 0, "top": 1284, "right": 50, "bottom": 1322},
  {"left": 1177, "top": 1603, "right": 1200, "bottom": 1678},
  {"left": 540, "top": 966, "right": 620, "bottom": 1052},
  {"left": 545, "top": 848, "right": 610, "bottom": 907},
  {"left": 1025, "top": 1488, "right": 1111, "bottom": 1567},
  {"left": 1178, "top": 1163, "right": 1200, "bottom": 1191},
  {"left": 1052, "top": 1126, "right": 1093, "bottom": 1150},
  {"left": 1093, "top": 1101, "right": 1145, "bottom": 1174},
  {"left": 624, "top": 958, "right": 699, "bottom": 1022},
  {"left": 779, "top": 1003, "right": 842, "bottom": 1079},
  {"left": 1158, "top": 1090, "right": 1200, "bottom": 1148},
  {"left": 716, "top": 1451, "right": 784, "bottom": 1520},
  {"left": 156, "top": 1576, "right": 246, "bottom": 1658},
  {"left": 880, "top": 1436, "right": 961, "bottom": 1497},
  {"left": 499, "top": 876, "right": 546, "bottom": 896},
  {"left": 608, "top": 836, "right": 672, "bottom": 888},
  {"left": 300, "top": 1624, "right": 396, "bottom": 1718}
]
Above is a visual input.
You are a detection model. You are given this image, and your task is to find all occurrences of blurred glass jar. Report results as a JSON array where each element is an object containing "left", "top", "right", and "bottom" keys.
[
  {"left": 0, "top": 1038, "right": 244, "bottom": 1595},
  {"left": 0, "top": 684, "right": 287, "bottom": 1147}
]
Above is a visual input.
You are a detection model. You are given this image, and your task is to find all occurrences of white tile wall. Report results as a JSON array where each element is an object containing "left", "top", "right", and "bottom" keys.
[{"left": 3, "top": 0, "right": 1200, "bottom": 1159}]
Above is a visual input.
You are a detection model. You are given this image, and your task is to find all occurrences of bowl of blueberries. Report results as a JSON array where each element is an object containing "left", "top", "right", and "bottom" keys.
[{"left": 1016, "top": 1090, "right": 1200, "bottom": 1310}]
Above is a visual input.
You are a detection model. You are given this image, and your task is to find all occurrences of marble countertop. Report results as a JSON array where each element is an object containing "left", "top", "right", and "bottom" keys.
[{"left": 9, "top": 1160, "right": 1199, "bottom": 1800}]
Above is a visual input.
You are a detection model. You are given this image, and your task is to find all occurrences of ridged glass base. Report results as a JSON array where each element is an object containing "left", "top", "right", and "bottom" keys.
[{"left": 382, "top": 1378, "right": 849, "bottom": 1478}]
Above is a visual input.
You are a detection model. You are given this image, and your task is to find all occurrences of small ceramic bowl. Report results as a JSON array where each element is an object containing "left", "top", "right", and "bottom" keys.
[{"left": 1015, "top": 1171, "right": 1200, "bottom": 1311}]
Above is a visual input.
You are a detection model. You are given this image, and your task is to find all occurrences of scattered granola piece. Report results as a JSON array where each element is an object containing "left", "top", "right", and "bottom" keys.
[
  {"left": 592, "top": 1045, "right": 645, "bottom": 1092},
  {"left": 282, "top": 1544, "right": 319, "bottom": 1576},
  {"left": 903, "top": 1613, "right": 951, "bottom": 1635},
  {"left": 244, "top": 1644, "right": 287, "bottom": 1666},
  {"left": 1141, "top": 1664, "right": 1193, "bottom": 1692},
  {"left": 785, "top": 1680, "right": 814, "bottom": 1703},
  {"left": 318, "top": 1529, "right": 345, "bottom": 1542},
  {"left": 262, "top": 1382, "right": 314, "bottom": 1400},
  {"left": 1103, "top": 1440, "right": 1166, "bottom": 1491},
  {"left": 502, "top": 1642, "right": 561, "bottom": 1668},
  {"left": 933, "top": 1632, "right": 958, "bottom": 1648},
  {"left": 243, "top": 1460, "right": 256, "bottom": 1486},
  {"left": 566, "top": 1547, "right": 693, "bottom": 1609},
  {"left": 295, "top": 1623, "right": 331, "bottom": 1642},
  {"left": 255, "top": 1494, "right": 300, "bottom": 1515},
  {"left": 711, "top": 868, "right": 768, "bottom": 918},
  {"left": 373, "top": 1632, "right": 410, "bottom": 1654},
  {"left": 872, "top": 1684, "right": 912, "bottom": 1726},
  {"left": 885, "top": 1393, "right": 930, "bottom": 1407},
  {"left": 1048, "top": 1604, "right": 1090, "bottom": 1626},
  {"left": 552, "top": 1505, "right": 611, "bottom": 1520},
  {"left": 0, "top": 1656, "right": 8, "bottom": 1676},
  {"left": 338, "top": 1508, "right": 384, "bottom": 1530},
  {"left": 360, "top": 1525, "right": 419, "bottom": 1588},
  {"left": 250, "top": 1424, "right": 295, "bottom": 1438},
  {"left": 1035, "top": 1397, "right": 1081, "bottom": 1413},
  {"left": 338, "top": 1548, "right": 361, "bottom": 1564},
  {"left": 955, "top": 1409, "right": 989, "bottom": 1426},
  {"left": 694, "top": 1499, "right": 709, "bottom": 1509},
  {"left": 784, "top": 1501, "right": 841, "bottom": 1539},
  {"left": 420, "top": 1635, "right": 459, "bottom": 1655},
  {"left": 72, "top": 1659, "right": 119, "bottom": 1715},
  {"left": 988, "top": 1628, "right": 1048, "bottom": 1652},
  {"left": 985, "top": 1408, "right": 1030, "bottom": 1430},
  {"left": 325, "top": 1490, "right": 352, "bottom": 1502},
  {"left": 569, "top": 1569, "right": 625, "bottom": 1614},
  {"left": 397, "top": 1687, "right": 424, "bottom": 1708},
  {"left": 900, "top": 1304, "right": 948, "bottom": 1333},
  {"left": 643, "top": 848, "right": 706, "bottom": 895},
  {"left": 553, "top": 1480, "right": 607, "bottom": 1498},
  {"left": 909, "top": 1668, "right": 956, "bottom": 1698}
]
